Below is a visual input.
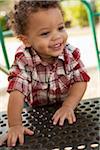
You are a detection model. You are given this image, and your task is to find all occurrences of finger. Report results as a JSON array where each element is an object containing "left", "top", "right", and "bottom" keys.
[
  {"left": 24, "top": 128, "right": 34, "bottom": 135},
  {"left": 52, "top": 113, "right": 56, "bottom": 120},
  {"left": 67, "top": 114, "right": 73, "bottom": 124},
  {"left": 7, "top": 134, "right": 12, "bottom": 147},
  {"left": 72, "top": 113, "right": 76, "bottom": 122},
  {"left": 52, "top": 109, "right": 60, "bottom": 120},
  {"left": 18, "top": 134, "right": 24, "bottom": 145},
  {"left": 10, "top": 134, "right": 17, "bottom": 147},
  {"left": 52, "top": 114, "right": 60, "bottom": 125},
  {"left": 0, "top": 133, "right": 8, "bottom": 146},
  {"left": 59, "top": 115, "right": 65, "bottom": 126}
]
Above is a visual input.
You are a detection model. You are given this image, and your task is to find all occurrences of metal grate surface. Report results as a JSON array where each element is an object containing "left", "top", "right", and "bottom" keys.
[{"left": 0, "top": 98, "right": 100, "bottom": 150}]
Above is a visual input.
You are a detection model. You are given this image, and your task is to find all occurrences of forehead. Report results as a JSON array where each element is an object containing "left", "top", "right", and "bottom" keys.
[{"left": 28, "top": 8, "right": 63, "bottom": 30}]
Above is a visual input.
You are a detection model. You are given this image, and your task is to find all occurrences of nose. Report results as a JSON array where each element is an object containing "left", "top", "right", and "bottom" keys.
[{"left": 51, "top": 31, "right": 62, "bottom": 42}]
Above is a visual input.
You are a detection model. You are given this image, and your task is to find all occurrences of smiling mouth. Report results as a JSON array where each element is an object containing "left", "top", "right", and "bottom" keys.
[{"left": 50, "top": 43, "right": 63, "bottom": 50}]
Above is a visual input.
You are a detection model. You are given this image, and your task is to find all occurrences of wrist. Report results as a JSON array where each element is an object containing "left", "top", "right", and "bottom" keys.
[
  {"left": 8, "top": 122, "right": 22, "bottom": 127},
  {"left": 62, "top": 103, "right": 73, "bottom": 110},
  {"left": 62, "top": 96, "right": 77, "bottom": 110}
]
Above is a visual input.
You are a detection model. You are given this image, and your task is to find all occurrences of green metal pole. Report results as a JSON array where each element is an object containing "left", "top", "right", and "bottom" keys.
[
  {"left": 81, "top": 0, "right": 100, "bottom": 70},
  {"left": 0, "top": 24, "right": 10, "bottom": 70}
]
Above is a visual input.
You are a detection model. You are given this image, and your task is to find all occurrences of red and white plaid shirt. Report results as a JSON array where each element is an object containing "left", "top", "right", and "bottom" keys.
[{"left": 7, "top": 44, "right": 90, "bottom": 106}]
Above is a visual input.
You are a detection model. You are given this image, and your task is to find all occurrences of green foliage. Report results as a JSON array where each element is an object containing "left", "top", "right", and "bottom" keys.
[
  {"left": 96, "top": 1, "right": 100, "bottom": 12},
  {"left": 0, "top": 0, "right": 4, "bottom": 2},
  {"left": 61, "top": 0, "right": 100, "bottom": 28},
  {"left": 71, "top": 4, "right": 89, "bottom": 27},
  {"left": 61, "top": 3, "right": 89, "bottom": 27},
  {"left": 0, "top": 16, "right": 7, "bottom": 31}
]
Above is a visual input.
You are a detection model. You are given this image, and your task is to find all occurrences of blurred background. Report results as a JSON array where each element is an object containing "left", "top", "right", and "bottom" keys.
[{"left": 0, "top": 0, "right": 100, "bottom": 111}]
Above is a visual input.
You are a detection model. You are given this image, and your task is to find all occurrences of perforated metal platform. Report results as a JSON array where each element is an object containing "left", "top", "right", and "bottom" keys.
[{"left": 0, "top": 98, "right": 100, "bottom": 150}]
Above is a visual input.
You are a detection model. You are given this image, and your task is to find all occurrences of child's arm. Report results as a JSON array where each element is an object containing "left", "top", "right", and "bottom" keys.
[
  {"left": 52, "top": 81, "right": 87, "bottom": 126},
  {"left": 6, "top": 91, "right": 33, "bottom": 147},
  {"left": 8, "top": 91, "right": 24, "bottom": 127}
]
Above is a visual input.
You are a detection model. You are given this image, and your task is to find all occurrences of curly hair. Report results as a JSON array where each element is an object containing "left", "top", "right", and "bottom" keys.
[{"left": 11, "top": 0, "right": 62, "bottom": 35}]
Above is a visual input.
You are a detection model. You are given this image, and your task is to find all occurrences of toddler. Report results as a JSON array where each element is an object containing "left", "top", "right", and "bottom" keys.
[{"left": 1, "top": 0, "right": 90, "bottom": 147}]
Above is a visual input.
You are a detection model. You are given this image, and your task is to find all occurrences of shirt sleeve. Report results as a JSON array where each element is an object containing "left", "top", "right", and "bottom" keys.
[
  {"left": 69, "top": 46, "right": 90, "bottom": 83},
  {"left": 7, "top": 48, "right": 32, "bottom": 97}
]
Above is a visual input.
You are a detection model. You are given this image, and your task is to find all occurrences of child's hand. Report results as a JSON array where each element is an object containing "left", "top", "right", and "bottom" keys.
[
  {"left": 0, "top": 125, "right": 33, "bottom": 147},
  {"left": 52, "top": 105, "right": 76, "bottom": 126}
]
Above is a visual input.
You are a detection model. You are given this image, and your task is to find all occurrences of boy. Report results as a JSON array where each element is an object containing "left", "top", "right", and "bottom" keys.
[{"left": 1, "top": 0, "right": 90, "bottom": 147}]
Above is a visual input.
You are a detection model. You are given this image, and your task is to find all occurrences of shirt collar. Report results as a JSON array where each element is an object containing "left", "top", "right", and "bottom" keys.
[{"left": 28, "top": 46, "right": 67, "bottom": 67}]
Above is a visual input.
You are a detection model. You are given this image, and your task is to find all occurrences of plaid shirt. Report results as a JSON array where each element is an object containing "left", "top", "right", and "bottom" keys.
[{"left": 7, "top": 44, "right": 90, "bottom": 106}]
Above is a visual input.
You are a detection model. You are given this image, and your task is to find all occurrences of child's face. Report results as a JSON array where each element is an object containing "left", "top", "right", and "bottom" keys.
[{"left": 25, "top": 8, "right": 67, "bottom": 59}]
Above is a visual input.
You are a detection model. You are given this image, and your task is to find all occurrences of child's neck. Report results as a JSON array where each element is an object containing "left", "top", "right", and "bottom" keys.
[{"left": 40, "top": 56, "right": 57, "bottom": 64}]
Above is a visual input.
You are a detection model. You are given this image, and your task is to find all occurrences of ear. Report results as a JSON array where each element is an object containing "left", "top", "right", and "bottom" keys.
[{"left": 17, "top": 35, "right": 31, "bottom": 47}]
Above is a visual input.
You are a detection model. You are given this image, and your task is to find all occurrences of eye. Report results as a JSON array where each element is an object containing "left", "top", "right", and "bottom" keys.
[
  {"left": 58, "top": 26, "right": 65, "bottom": 31},
  {"left": 40, "top": 31, "right": 50, "bottom": 36}
]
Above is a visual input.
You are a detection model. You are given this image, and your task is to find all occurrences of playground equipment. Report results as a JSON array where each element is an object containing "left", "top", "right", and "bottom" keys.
[
  {"left": 0, "top": 24, "right": 10, "bottom": 74},
  {"left": 81, "top": 0, "right": 100, "bottom": 70}
]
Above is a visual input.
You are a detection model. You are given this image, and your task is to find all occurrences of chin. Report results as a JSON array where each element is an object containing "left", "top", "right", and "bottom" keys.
[{"left": 53, "top": 50, "right": 63, "bottom": 57}]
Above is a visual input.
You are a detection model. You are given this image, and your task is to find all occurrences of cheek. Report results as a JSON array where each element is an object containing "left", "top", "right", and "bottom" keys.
[
  {"left": 29, "top": 35, "right": 49, "bottom": 49},
  {"left": 38, "top": 39, "right": 49, "bottom": 48},
  {"left": 35, "top": 40, "right": 49, "bottom": 51},
  {"left": 63, "top": 32, "right": 68, "bottom": 43}
]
